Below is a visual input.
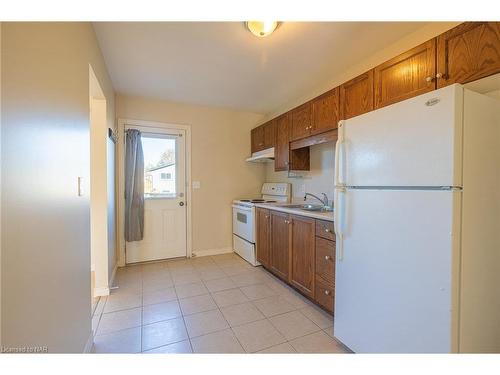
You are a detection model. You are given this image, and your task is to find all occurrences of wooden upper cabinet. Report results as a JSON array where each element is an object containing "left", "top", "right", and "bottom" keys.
[
  {"left": 274, "top": 114, "right": 290, "bottom": 171},
  {"left": 290, "top": 215, "right": 316, "bottom": 298},
  {"left": 251, "top": 120, "right": 275, "bottom": 153},
  {"left": 374, "top": 39, "right": 436, "bottom": 109},
  {"left": 340, "top": 70, "right": 374, "bottom": 120},
  {"left": 256, "top": 208, "right": 271, "bottom": 268},
  {"left": 311, "top": 87, "right": 340, "bottom": 134},
  {"left": 291, "top": 102, "right": 312, "bottom": 141},
  {"left": 263, "top": 119, "right": 276, "bottom": 149},
  {"left": 437, "top": 22, "right": 500, "bottom": 88},
  {"left": 270, "top": 211, "right": 290, "bottom": 281},
  {"left": 251, "top": 126, "right": 264, "bottom": 153},
  {"left": 275, "top": 113, "right": 310, "bottom": 172}
]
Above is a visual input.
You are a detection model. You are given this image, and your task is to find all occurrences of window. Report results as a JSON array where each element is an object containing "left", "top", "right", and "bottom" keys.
[
  {"left": 160, "top": 172, "right": 172, "bottom": 180},
  {"left": 142, "top": 134, "right": 177, "bottom": 198}
]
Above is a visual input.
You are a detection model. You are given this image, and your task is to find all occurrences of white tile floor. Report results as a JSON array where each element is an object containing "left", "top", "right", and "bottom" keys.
[{"left": 92, "top": 253, "right": 349, "bottom": 354}]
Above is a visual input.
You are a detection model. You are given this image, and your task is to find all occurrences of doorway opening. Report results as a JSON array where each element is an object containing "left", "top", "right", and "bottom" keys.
[{"left": 89, "top": 65, "right": 113, "bottom": 309}]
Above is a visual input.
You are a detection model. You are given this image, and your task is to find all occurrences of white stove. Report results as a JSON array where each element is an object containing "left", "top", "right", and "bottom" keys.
[{"left": 232, "top": 183, "right": 291, "bottom": 266}]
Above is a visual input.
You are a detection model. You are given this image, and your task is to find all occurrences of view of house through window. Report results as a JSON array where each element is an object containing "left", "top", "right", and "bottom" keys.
[{"left": 142, "top": 134, "right": 177, "bottom": 197}]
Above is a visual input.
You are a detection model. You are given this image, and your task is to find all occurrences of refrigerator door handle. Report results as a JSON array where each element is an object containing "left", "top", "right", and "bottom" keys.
[
  {"left": 335, "top": 120, "right": 346, "bottom": 261},
  {"left": 335, "top": 186, "right": 345, "bottom": 261},
  {"left": 335, "top": 120, "right": 345, "bottom": 188}
]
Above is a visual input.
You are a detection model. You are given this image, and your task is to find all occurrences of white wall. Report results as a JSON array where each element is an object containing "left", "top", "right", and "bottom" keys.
[
  {"left": 1, "top": 22, "right": 115, "bottom": 353},
  {"left": 116, "top": 95, "right": 265, "bottom": 257},
  {"left": 265, "top": 142, "right": 335, "bottom": 203}
]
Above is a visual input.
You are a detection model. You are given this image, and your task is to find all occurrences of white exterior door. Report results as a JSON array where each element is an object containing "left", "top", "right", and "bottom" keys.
[
  {"left": 126, "top": 128, "right": 187, "bottom": 263},
  {"left": 334, "top": 188, "right": 461, "bottom": 353}
]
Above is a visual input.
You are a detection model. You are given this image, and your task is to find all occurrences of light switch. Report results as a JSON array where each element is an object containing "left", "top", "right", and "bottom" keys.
[{"left": 192, "top": 181, "right": 201, "bottom": 189}]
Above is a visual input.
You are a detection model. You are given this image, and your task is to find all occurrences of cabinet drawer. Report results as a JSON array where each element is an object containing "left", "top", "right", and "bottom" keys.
[
  {"left": 315, "top": 277, "right": 334, "bottom": 313},
  {"left": 315, "top": 220, "right": 335, "bottom": 241},
  {"left": 315, "top": 237, "right": 335, "bottom": 284}
]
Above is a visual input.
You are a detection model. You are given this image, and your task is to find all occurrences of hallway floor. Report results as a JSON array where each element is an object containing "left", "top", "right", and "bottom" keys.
[{"left": 91, "top": 253, "right": 348, "bottom": 353}]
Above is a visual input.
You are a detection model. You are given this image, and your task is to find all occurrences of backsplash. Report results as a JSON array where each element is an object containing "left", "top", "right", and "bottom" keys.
[{"left": 265, "top": 141, "right": 335, "bottom": 204}]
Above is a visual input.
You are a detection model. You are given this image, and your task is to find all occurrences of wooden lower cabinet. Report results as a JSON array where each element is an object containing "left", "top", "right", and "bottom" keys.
[
  {"left": 290, "top": 215, "right": 315, "bottom": 298},
  {"left": 315, "top": 277, "right": 334, "bottom": 312},
  {"left": 315, "top": 237, "right": 335, "bottom": 285},
  {"left": 256, "top": 208, "right": 271, "bottom": 267},
  {"left": 269, "top": 211, "right": 290, "bottom": 281},
  {"left": 256, "top": 210, "right": 335, "bottom": 313}
]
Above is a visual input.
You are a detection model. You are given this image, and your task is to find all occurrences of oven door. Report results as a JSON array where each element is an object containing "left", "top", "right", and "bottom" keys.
[{"left": 232, "top": 204, "right": 255, "bottom": 243}]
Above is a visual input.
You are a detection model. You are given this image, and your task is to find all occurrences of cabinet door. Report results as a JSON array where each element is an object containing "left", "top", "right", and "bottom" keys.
[
  {"left": 374, "top": 39, "right": 436, "bottom": 109},
  {"left": 437, "top": 22, "right": 500, "bottom": 88},
  {"left": 291, "top": 102, "right": 312, "bottom": 141},
  {"left": 251, "top": 126, "right": 264, "bottom": 153},
  {"left": 270, "top": 211, "right": 290, "bottom": 281},
  {"left": 315, "top": 237, "right": 335, "bottom": 285},
  {"left": 311, "top": 87, "right": 340, "bottom": 135},
  {"left": 340, "top": 70, "right": 374, "bottom": 120},
  {"left": 315, "top": 277, "right": 334, "bottom": 313},
  {"left": 263, "top": 119, "right": 276, "bottom": 149},
  {"left": 290, "top": 215, "right": 315, "bottom": 298},
  {"left": 274, "top": 114, "right": 290, "bottom": 171},
  {"left": 256, "top": 208, "right": 271, "bottom": 267}
]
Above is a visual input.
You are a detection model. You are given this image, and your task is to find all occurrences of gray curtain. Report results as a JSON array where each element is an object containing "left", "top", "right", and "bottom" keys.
[{"left": 125, "top": 129, "right": 145, "bottom": 242}]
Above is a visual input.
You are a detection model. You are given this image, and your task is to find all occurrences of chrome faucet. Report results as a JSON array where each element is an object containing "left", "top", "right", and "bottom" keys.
[{"left": 304, "top": 192, "right": 329, "bottom": 207}]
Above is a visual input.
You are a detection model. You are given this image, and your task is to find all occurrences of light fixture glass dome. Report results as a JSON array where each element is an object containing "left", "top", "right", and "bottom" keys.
[{"left": 245, "top": 21, "right": 280, "bottom": 38}]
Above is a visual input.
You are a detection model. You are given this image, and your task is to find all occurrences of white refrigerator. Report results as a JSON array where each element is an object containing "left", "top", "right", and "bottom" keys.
[{"left": 333, "top": 84, "right": 500, "bottom": 353}]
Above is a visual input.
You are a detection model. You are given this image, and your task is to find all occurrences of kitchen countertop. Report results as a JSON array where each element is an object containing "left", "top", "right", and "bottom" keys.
[{"left": 254, "top": 202, "right": 334, "bottom": 222}]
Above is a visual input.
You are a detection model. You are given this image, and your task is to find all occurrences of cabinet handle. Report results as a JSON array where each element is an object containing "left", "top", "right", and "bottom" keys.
[
  {"left": 324, "top": 255, "right": 331, "bottom": 261},
  {"left": 324, "top": 228, "right": 331, "bottom": 233},
  {"left": 324, "top": 290, "right": 331, "bottom": 296},
  {"left": 436, "top": 72, "right": 443, "bottom": 79},
  {"left": 425, "top": 76, "right": 433, "bottom": 83}
]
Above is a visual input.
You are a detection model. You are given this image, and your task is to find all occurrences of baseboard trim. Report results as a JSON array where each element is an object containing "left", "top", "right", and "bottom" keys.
[
  {"left": 192, "top": 247, "right": 234, "bottom": 258},
  {"left": 93, "top": 286, "right": 110, "bottom": 297},
  {"left": 109, "top": 263, "right": 118, "bottom": 288},
  {"left": 84, "top": 332, "right": 93, "bottom": 353}
]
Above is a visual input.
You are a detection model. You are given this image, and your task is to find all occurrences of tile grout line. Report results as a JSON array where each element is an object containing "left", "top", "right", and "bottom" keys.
[{"left": 199, "top": 260, "right": 247, "bottom": 353}]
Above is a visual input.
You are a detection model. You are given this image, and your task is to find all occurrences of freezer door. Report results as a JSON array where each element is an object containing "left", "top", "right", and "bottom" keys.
[
  {"left": 340, "top": 84, "right": 463, "bottom": 187},
  {"left": 334, "top": 189, "right": 461, "bottom": 353}
]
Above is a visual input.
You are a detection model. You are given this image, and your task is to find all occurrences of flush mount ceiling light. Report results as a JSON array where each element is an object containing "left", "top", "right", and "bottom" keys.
[{"left": 245, "top": 21, "right": 280, "bottom": 38}]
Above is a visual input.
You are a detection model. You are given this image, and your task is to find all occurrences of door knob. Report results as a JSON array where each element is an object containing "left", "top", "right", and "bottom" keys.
[
  {"left": 179, "top": 202, "right": 185, "bottom": 206},
  {"left": 325, "top": 255, "right": 331, "bottom": 261},
  {"left": 324, "top": 290, "right": 331, "bottom": 296}
]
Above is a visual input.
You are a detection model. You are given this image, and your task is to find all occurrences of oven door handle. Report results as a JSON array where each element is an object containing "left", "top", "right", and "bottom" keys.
[{"left": 232, "top": 204, "right": 254, "bottom": 212}]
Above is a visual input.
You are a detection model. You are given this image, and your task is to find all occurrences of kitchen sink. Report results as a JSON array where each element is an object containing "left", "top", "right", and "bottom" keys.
[{"left": 281, "top": 204, "right": 333, "bottom": 212}]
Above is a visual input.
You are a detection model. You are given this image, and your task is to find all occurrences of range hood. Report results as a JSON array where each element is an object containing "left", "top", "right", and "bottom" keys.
[{"left": 246, "top": 147, "right": 275, "bottom": 163}]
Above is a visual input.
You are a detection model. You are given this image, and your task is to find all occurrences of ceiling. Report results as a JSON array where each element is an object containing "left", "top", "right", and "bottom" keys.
[{"left": 94, "top": 22, "right": 429, "bottom": 114}]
